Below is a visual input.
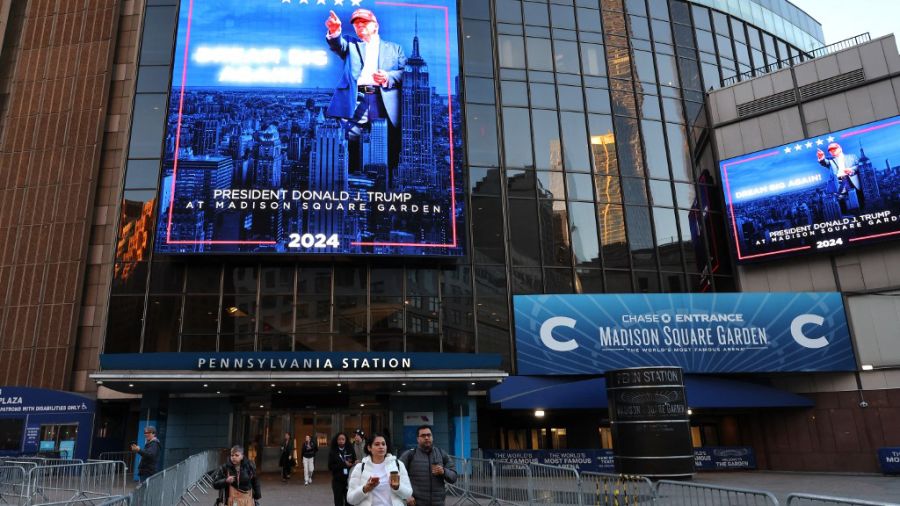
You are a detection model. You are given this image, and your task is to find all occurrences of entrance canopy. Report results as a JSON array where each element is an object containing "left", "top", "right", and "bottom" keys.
[{"left": 489, "top": 375, "right": 813, "bottom": 409}]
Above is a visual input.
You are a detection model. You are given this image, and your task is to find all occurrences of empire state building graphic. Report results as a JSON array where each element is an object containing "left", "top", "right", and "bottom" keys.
[{"left": 398, "top": 18, "right": 436, "bottom": 190}]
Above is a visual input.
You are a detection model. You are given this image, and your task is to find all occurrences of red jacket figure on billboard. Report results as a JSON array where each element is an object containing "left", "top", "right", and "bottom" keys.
[
  {"left": 325, "top": 9, "right": 406, "bottom": 172},
  {"left": 817, "top": 142, "right": 864, "bottom": 211}
]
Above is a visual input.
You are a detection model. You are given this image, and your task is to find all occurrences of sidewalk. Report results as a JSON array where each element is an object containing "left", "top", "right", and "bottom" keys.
[
  {"left": 694, "top": 471, "right": 900, "bottom": 504},
  {"left": 218, "top": 470, "right": 900, "bottom": 505}
]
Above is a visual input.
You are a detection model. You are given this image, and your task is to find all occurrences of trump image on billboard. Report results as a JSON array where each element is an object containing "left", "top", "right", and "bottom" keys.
[
  {"left": 154, "top": 0, "right": 464, "bottom": 256},
  {"left": 719, "top": 115, "right": 900, "bottom": 263}
]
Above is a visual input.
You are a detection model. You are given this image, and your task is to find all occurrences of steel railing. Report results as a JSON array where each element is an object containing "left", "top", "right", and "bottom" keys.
[
  {"left": 580, "top": 472, "right": 655, "bottom": 505},
  {"left": 722, "top": 33, "right": 871, "bottom": 86},
  {"left": 786, "top": 493, "right": 900, "bottom": 506},
  {"left": 97, "top": 452, "right": 137, "bottom": 481},
  {"left": 654, "top": 480, "right": 779, "bottom": 506},
  {"left": 0, "top": 465, "right": 29, "bottom": 505},
  {"left": 24, "top": 460, "right": 127, "bottom": 506},
  {"left": 129, "top": 449, "right": 222, "bottom": 506}
]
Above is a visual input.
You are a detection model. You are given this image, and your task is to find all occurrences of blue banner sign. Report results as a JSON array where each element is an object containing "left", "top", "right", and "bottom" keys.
[
  {"left": 0, "top": 387, "right": 95, "bottom": 461},
  {"left": 693, "top": 447, "right": 756, "bottom": 470},
  {"left": 878, "top": 447, "right": 900, "bottom": 474},
  {"left": 719, "top": 115, "right": 900, "bottom": 263},
  {"left": 100, "top": 352, "right": 501, "bottom": 371},
  {"left": 515, "top": 293, "right": 855, "bottom": 374},
  {"left": 481, "top": 449, "right": 615, "bottom": 473},
  {"left": 154, "top": 0, "right": 464, "bottom": 256}
]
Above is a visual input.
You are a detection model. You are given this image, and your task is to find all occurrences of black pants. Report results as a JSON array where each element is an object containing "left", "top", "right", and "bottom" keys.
[
  {"left": 282, "top": 463, "right": 291, "bottom": 479},
  {"left": 331, "top": 477, "right": 348, "bottom": 506}
]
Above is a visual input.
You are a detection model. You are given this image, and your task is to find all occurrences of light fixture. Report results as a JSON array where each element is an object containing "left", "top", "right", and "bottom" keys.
[
  {"left": 96, "top": 381, "right": 103, "bottom": 385},
  {"left": 203, "top": 384, "right": 208, "bottom": 388},
  {"left": 534, "top": 410, "right": 545, "bottom": 418},
  {"left": 861, "top": 364, "right": 874, "bottom": 371},
  {"left": 216, "top": 391, "right": 221, "bottom": 394},
  {"left": 360, "top": 403, "right": 365, "bottom": 407},
  {"left": 687, "top": 409, "right": 693, "bottom": 416},
  {"left": 270, "top": 383, "right": 276, "bottom": 387},
  {"left": 397, "top": 390, "right": 402, "bottom": 393},
  {"left": 401, "top": 383, "right": 406, "bottom": 386},
  {"left": 259, "top": 404, "right": 264, "bottom": 408},
  {"left": 277, "top": 390, "right": 282, "bottom": 394},
  {"left": 471, "top": 382, "right": 476, "bottom": 386},
  {"left": 337, "top": 383, "right": 342, "bottom": 387},
  {"left": 338, "top": 390, "right": 342, "bottom": 393},
  {"left": 128, "top": 383, "right": 134, "bottom": 388}
]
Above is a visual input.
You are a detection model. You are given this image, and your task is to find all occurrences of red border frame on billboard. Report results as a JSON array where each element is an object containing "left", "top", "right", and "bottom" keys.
[{"left": 164, "top": 0, "right": 459, "bottom": 250}]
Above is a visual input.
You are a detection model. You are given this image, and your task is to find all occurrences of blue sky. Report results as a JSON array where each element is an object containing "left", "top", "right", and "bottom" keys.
[
  {"left": 791, "top": 0, "right": 900, "bottom": 45},
  {"left": 721, "top": 117, "right": 900, "bottom": 202},
  {"left": 172, "top": 0, "right": 458, "bottom": 93}
]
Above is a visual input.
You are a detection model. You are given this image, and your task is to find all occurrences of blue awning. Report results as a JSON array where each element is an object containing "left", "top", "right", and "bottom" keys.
[{"left": 489, "top": 375, "right": 813, "bottom": 409}]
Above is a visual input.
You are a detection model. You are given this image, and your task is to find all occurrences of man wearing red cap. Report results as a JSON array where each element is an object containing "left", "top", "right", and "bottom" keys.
[
  {"left": 816, "top": 142, "right": 864, "bottom": 212},
  {"left": 325, "top": 8, "right": 406, "bottom": 173}
]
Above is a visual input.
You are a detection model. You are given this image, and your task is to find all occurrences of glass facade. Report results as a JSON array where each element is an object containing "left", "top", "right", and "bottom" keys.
[{"left": 105, "top": 0, "right": 819, "bottom": 372}]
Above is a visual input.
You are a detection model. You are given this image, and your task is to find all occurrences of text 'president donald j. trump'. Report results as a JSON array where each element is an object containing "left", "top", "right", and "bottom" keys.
[{"left": 325, "top": 8, "right": 406, "bottom": 173}]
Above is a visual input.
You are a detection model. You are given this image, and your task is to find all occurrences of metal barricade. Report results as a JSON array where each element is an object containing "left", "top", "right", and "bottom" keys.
[
  {"left": 786, "top": 493, "right": 900, "bottom": 506},
  {"left": 655, "top": 480, "right": 779, "bottom": 506},
  {"left": 529, "top": 462, "right": 581, "bottom": 505},
  {"left": 98, "top": 452, "right": 136, "bottom": 480},
  {"left": 460, "top": 457, "right": 497, "bottom": 504},
  {"left": 25, "top": 460, "right": 126, "bottom": 506},
  {"left": 444, "top": 454, "right": 465, "bottom": 498},
  {"left": 580, "top": 472, "right": 655, "bottom": 506},
  {"left": 493, "top": 461, "right": 530, "bottom": 505},
  {"left": 130, "top": 449, "right": 223, "bottom": 506},
  {"left": 0, "top": 465, "right": 29, "bottom": 506},
  {"left": 97, "top": 495, "right": 131, "bottom": 506}
]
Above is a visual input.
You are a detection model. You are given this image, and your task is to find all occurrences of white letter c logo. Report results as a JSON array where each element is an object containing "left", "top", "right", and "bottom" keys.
[
  {"left": 790, "top": 314, "right": 828, "bottom": 349},
  {"left": 540, "top": 317, "right": 579, "bottom": 352}
]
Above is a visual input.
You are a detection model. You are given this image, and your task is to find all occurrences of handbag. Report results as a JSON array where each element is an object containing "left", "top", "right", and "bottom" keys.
[{"left": 227, "top": 486, "right": 255, "bottom": 506}]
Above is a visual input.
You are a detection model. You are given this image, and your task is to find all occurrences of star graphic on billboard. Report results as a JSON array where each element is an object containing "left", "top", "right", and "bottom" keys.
[
  {"left": 827, "top": 136, "right": 835, "bottom": 142},
  {"left": 282, "top": 0, "right": 290, "bottom": 3},
  {"left": 805, "top": 141, "right": 812, "bottom": 148},
  {"left": 784, "top": 146, "right": 792, "bottom": 153},
  {"left": 815, "top": 138, "right": 824, "bottom": 145},
  {"left": 334, "top": 0, "right": 344, "bottom": 5},
  {"left": 300, "top": 0, "right": 309, "bottom": 3},
  {"left": 317, "top": 0, "right": 326, "bottom": 4},
  {"left": 351, "top": 0, "right": 363, "bottom": 5}
]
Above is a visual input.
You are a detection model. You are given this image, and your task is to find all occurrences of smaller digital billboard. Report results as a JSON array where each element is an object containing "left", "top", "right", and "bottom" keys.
[{"left": 719, "top": 115, "right": 900, "bottom": 262}]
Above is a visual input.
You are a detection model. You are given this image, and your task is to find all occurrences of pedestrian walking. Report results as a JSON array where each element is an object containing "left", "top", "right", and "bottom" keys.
[
  {"left": 347, "top": 432, "right": 412, "bottom": 506},
  {"left": 352, "top": 429, "right": 367, "bottom": 462},
  {"left": 399, "top": 425, "right": 457, "bottom": 506},
  {"left": 302, "top": 434, "right": 319, "bottom": 485},
  {"left": 329, "top": 432, "right": 357, "bottom": 506},
  {"left": 279, "top": 432, "right": 295, "bottom": 482},
  {"left": 213, "top": 445, "right": 261, "bottom": 506}
]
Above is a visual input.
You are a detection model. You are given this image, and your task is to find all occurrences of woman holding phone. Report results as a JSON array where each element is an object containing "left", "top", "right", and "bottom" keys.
[
  {"left": 346, "top": 432, "right": 411, "bottom": 506},
  {"left": 329, "top": 432, "right": 356, "bottom": 506}
]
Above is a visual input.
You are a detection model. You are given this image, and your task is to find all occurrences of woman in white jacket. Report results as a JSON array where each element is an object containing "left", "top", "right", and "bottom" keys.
[{"left": 347, "top": 432, "right": 412, "bottom": 506}]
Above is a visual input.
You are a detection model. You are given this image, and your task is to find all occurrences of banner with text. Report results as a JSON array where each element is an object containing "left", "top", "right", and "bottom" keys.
[
  {"left": 154, "top": 0, "right": 464, "bottom": 256},
  {"left": 515, "top": 292, "right": 855, "bottom": 374}
]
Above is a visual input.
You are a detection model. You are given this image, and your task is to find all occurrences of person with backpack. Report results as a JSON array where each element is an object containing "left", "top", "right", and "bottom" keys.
[
  {"left": 347, "top": 432, "right": 412, "bottom": 506},
  {"left": 213, "top": 445, "right": 261, "bottom": 506},
  {"left": 399, "top": 425, "right": 457, "bottom": 506}
]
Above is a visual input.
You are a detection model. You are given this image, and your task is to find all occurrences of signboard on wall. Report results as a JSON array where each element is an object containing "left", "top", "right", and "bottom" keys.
[
  {"left": 514, "top": 292, "right": 856, "bottom": 374},
  {"left": 719, "top": 115, "right": 900, "bottom": 263},
  {"left": 155, "top": 0, "right": 464, "bottom": 256}
]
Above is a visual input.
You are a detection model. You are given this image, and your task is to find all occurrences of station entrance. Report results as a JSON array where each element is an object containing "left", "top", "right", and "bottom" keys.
[{"left": 236, "top": 408, "right": 387, "bottom": 474}]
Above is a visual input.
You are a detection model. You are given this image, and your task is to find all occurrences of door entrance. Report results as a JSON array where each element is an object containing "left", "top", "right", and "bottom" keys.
[{"left": 238, "top": 409, "right": 387, "bottom": 474}]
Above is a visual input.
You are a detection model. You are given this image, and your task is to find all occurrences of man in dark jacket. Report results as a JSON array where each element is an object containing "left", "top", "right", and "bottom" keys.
[
  {"left": 130, "top": 426, "right": 162, "bottom": 482},
  {"left": 399, "top": 425, "right": 457, "bottom": 506}
]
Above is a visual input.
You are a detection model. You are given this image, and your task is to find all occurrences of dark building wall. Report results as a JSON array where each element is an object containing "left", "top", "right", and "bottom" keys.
[
  {"left": 737, "top": 389, "right": 900, "bottom": 472},
  {"left": 0, "top": 0, "right": 120, "bottom": 390}
]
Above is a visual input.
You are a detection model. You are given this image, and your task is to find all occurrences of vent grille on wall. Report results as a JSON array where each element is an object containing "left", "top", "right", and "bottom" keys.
[
  {"left": 735, "top": 68, "right": 867, "bottom": 119},
  {"left": 798, "top": 69, "right": 866, "bottom": 100},
  {"left": 737, "top": 90, "right": 797, "bottom": 117}
]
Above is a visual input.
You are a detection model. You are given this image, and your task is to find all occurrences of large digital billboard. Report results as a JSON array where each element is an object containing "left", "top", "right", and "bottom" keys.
[
  {"left": 719, "top": 115, "right": 900, "bottom": 262},
  {"left": 515, "top": 293, "right": 856, "bottom": 374},
  {"left": 154, "top": 0, "right": 464, "bottom": 255}
]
